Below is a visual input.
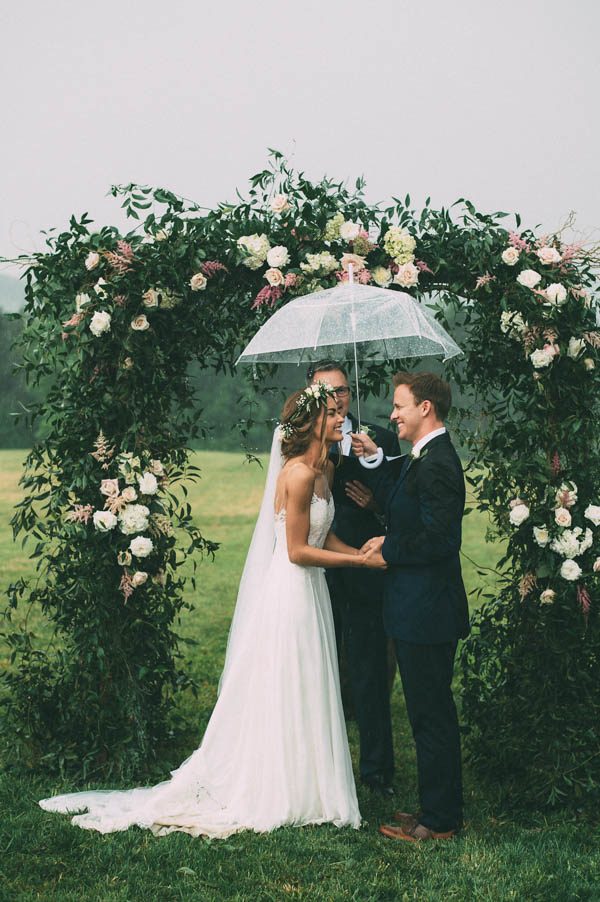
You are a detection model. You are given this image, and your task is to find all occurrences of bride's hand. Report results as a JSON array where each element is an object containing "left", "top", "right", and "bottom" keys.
[{"left": 359, "top": 549, "right": 387, "bottom": 570}]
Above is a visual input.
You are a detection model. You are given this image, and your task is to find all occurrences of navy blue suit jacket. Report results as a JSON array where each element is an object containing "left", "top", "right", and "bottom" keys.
[{"left": 366, "top": 432, "right": 470, "bottom": 644}]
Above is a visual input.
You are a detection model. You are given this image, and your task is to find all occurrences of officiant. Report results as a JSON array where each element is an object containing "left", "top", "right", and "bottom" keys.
[{"left": 308, "top": 360, "right": 397, "bottom": 797}]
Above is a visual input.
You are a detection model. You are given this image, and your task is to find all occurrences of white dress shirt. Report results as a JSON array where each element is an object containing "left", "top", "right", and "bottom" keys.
[
  {"left": 340, "top": 415, "right": 353, "bottom": 456},
  {"left": 359, "top": 426, "right": 447, "bottom": 469}
]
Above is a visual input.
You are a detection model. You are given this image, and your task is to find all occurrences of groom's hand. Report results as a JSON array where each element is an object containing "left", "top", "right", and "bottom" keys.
[
  {"left": 350, "top": 432, "right": 378, "bottom": 457},
  {"left": 360, "top": 535, "right": 385, "bottom": 555},
  {"left": 361, "top": 547, "right": 387, "bottom": 569}
]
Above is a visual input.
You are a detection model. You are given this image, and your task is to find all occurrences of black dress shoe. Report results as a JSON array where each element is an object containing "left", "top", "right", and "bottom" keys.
[{"left": 361, "top": 775, "right": 395, "bottom": 798}]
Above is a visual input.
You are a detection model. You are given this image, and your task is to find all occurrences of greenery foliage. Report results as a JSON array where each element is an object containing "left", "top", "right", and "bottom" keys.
[{"left": 2, "top": 152, "right": 599, "bottom": 806}]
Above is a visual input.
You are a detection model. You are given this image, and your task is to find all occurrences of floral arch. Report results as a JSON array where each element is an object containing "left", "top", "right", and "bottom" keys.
[{"left": 3, "top": 152, "right": 600, "bottom": 806}]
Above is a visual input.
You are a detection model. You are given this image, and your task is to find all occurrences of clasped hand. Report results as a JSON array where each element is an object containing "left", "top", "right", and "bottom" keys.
[{"left": 358, "top": 535, "right": 386, "bottom": 569}]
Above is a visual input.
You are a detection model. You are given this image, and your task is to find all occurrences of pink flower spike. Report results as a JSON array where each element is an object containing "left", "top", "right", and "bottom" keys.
[
  {"left": 62, "top": 312, "right": 85, "bottom": 328},
  {"left": 577, "top": 584, "right": 591, "bottom": 620}
]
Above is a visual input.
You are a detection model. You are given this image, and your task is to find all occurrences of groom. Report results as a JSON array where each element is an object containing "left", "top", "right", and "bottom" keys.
[{"left": 353, "top": 371, "right": 470, "bottom": 841}]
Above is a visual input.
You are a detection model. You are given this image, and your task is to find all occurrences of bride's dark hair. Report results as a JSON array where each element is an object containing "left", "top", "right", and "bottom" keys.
[{"left": 279, "top": 388, "right": 331, "bottom": 470}]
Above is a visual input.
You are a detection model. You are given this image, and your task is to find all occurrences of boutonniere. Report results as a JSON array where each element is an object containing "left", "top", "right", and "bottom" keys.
[{"left": 409, "top": 446, "right": 429, "bottom": 463}]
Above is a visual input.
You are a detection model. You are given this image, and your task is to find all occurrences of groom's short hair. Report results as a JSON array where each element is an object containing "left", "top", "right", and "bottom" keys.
[
  {"left": 393, "top": 371, "right": 451, "bottom": 421},
  {"left": 305, "top": 359, "right": 348, "bottom": 383}
]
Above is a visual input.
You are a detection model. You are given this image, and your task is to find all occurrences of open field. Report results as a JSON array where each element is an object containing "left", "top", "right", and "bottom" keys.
[{"left": 0, "top": 450, "right": 598, "bottom": 901}]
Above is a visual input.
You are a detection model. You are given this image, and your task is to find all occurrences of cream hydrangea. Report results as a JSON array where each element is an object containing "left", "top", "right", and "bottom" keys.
[
  {"left": 118, "top": 503, "right": 150, "bottom": 535},
  {"left": 300, "top": 252, "right": 338, "bottom": 275},
  {"left": 324, "top": 212, "right": 345, "bottom": 241},
  {"left": 237, "top": 234, "right": 271, "bottom": 269},
  {"left": 383, "top": 227, "right": 416, "bottom": 265},
  {"left": 500, "top": 310, "right": 527, "bottom": 337},
  {"left": 550, "top": 527, "right": 592, "bottom": 558}
]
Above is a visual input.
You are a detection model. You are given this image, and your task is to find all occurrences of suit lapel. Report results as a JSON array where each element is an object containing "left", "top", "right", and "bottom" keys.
[{"left": 387, "top": 434, "right": 451, "bottom": 508}]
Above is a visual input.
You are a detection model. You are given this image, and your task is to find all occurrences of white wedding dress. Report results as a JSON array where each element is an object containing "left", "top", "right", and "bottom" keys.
[{"left": 39, "top": 437, "right": 361, "bottom": 838}]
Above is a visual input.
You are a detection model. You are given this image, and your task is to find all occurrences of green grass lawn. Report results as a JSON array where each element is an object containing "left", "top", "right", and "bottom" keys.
[{"left": 0, "top": 450, "right": 598, "bottom": 901}]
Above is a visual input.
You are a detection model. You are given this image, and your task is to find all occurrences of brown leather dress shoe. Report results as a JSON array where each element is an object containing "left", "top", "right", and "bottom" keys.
[
  {"left": 379, "top": 822, "right": 457, "bottom": 842},
  {"left": 392, "top": 810, "right": 422, "bottom": 830}
]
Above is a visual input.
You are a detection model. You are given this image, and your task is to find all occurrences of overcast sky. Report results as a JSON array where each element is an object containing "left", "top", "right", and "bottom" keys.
[{"left": 1, "top": 0, "right": 599, "bottom": 272}]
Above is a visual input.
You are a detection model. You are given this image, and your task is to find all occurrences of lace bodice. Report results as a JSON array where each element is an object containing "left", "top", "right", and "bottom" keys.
[
  {"left": 274, "top": 471, "right": 334, "bottom": 551},
  {"left": 275, "top": 493, "right": 335, "bottom": 550}
]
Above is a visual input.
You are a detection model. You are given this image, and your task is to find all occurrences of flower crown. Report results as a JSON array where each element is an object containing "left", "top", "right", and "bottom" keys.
[{"left": 278, "top": 381, "right": 335, "bottom": 439}]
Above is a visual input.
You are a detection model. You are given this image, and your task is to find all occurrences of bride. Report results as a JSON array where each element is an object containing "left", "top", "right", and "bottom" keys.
[{"left": 39, "top": 382, "right": 385, "bottom": 838}]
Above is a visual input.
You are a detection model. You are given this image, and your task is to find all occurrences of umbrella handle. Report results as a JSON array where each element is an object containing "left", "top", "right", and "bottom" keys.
[{"left": 350, "top": 301, "right": 361, "bottom": 433}]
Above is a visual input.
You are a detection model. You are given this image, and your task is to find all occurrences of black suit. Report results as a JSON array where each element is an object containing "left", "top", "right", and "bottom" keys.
[
  {"left": 327, "top": 414, "right": 398, "bottom": 784},
  {"left": 366, "top": 432, "right": 469, "bottom": 831}
]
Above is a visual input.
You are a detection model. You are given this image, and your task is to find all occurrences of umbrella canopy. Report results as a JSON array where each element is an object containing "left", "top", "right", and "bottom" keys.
[{"left": 236, "top": 282, "right": 462, "bottom": 366}]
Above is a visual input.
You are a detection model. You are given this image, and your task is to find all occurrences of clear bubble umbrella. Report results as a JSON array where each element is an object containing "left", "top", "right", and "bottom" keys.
[{"left": 236, "top": 270, "right": 462, "bottom": 428}]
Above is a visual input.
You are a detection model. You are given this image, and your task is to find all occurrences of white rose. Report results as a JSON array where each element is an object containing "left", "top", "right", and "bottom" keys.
[
  {"left": 149, "top": 459, "right": 165, "bottom": 476},
  {"left": 537, "top": 246, "right": 562, "bottom": 265},
  {"left": 131, "top": 571, "right": 149, "bottom": 588},
  {"left": 533, "top": 526, "right": 549, "bottom": 547},
  {"left": 85, "top": 251, "right": 100, "bottom": 270},
  {"left": 190, "top": 273, "right": 208, "bottom": 292},
  {"left": 89, "top": 311, "right": 111, "bottom": 337},
  {"left": 560, "top": 559, "right": 581, "bottom": 581},
  {"left": 264, "top": 268, "right": 284, "bottom": 287},
  {"left": 540, "top": 589, "right": 556, "bottom": 605},
  {"left": 339, "top": 220, "right": 361, "bottom": 241},
  {"left": 131, "top": 315, "right": 150, "bottom": 331},
  {"left": 501, "top": 247, "right": 520, "bottom": 266},
  {"left": 93, "top": 278, "right": 108, "bottom": 297},
  {"left": 372, "top": 266, "right": 392, "bottom": 288},
  {"left": 517, "top": 269, "right": 542, "bottom": 289},
  {"left": 544, "top": 283, "right": 567, "bottom": 306},
  {"left": 130, "top": 536, "right": 154, "bottom": 558},
  {"left": 509, "top": 503, "right": 530, "bottom": 526},
  {"left": 75, "top": 292, "right": 91, "bottom": 312},
  {"left": 270, "top": 194, "right": 290, "bottom": 214},
  {"left": 393, "top": 262, "right": 419, "bottom": 288},
  {"left": 155, "top": 229, "right": 169, "bottom": 241},
  {"left": 118, "top": 503, "right": 150, "bottom": 535},
  {"left": 530, "top": 348, "right": 554, "bottom": 369},
  {"left": 142, "top": 289, "right": 159, "bottom": 307},
  {"left": 138, "top": 472, "right": 159, "bottom": 495},
  {"left": 93, "top": 510, "right": 118, "bottom": 532},
  {"left": 266, "top": 245, "right": 290, "bottom": 268},
  {"left": 584, "top": 358, "right": 595, "bottom": 371},
  {"left": 584, "top": 504, "right": 600, "bottom": 527},
  {"left": 554, "top": 507, "right": 572, "bottom": 527},
  {"left": 593, "top": 557, "right": 600, "bottom": 573},
  {"left": 567, "top": 337, "right": 585, "bottom": 359},
  {"left": 121, "top": 486, "right": 137, "bottom": 503}
]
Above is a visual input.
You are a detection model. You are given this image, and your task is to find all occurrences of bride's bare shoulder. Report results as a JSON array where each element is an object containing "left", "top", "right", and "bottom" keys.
[{"left": 280, "top": 461, "right": 316, "bottom": 499}]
